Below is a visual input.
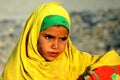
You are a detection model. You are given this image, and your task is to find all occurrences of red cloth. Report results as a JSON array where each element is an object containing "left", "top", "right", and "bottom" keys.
[{"left": 85, "top": 65, "right": 120, "bottom": 80}]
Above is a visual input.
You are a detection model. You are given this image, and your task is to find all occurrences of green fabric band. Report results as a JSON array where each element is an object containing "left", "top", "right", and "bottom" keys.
[{"left": 40, "top": 15, "right": 70, "bottom": 31}]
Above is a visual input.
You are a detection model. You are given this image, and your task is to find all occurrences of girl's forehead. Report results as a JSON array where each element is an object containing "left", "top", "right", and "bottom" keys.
[
  {"left": 42, "top": 25, "right": 68, "bottom": 31},
  {"left": 40, "top": 25, "right": 69, "bottom": 36}
]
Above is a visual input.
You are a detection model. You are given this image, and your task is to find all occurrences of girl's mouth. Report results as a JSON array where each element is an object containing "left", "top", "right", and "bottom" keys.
[{"left": 49, "top": 52, "right": 58, "bottom": 57}]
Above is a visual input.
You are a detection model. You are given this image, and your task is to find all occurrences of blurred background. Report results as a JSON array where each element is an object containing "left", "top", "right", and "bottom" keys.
[{"left": 0, "top": 0, "right": 120, "bottom": 75}]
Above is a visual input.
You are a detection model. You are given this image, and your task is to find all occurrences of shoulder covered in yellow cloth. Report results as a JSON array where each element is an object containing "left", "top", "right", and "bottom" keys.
[
  {"left": 83, "top": 50, "right": 120, "bottom": 80},
  {"left": 0, "top": 2, "right": 120, "bottom": 80}
]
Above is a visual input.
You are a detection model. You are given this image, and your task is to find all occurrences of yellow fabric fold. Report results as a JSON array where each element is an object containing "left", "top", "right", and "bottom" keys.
[
  {"left": 90, "top": 50, "right": 120, "bottom": 70},
  {"left": 0, "top": 2, "right": 120, "bottom": 80}
]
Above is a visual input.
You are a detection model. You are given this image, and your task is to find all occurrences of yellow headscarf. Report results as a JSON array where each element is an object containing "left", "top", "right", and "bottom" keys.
[{"left": 1, "top": 2, "right": 120, "bottom": 80}]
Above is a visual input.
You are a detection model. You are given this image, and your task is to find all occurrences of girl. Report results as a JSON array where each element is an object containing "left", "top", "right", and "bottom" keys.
[{"left": 1, "top": 2, "right": 120, "bottom": 80}]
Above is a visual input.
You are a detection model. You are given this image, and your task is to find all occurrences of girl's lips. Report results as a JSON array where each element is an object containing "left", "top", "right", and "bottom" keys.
[{"left": 49, "top": 52, "right": 58, "bottom": 57}]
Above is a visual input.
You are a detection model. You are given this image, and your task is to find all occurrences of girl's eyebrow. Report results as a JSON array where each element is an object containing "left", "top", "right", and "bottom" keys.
[
  {"left": 43, "top": 33, "right": 68, "bottom": 38},
  {"left": 60, "top": 36, "right": 68, "bottom": 39},
  {"left": 43, "top": 34, "right": 55, "bottom": 38}
]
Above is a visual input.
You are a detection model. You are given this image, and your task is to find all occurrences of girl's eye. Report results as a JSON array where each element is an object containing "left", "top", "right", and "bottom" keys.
[
  {"left": 45, "top": 35, "right": 53, "bottom": 40},
  {"left": 60, "top": 37, "right": 68, "bottom": 41}
]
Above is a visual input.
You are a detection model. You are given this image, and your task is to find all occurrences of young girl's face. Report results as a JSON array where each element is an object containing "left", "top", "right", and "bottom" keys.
[{"left": 37, "top": 25, "right": 69, "bottom": 61}]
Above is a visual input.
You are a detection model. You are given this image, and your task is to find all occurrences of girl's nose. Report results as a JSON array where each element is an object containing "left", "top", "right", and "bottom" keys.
[{"left": 51, "top": 40, "right": 59, "bottom": 49}]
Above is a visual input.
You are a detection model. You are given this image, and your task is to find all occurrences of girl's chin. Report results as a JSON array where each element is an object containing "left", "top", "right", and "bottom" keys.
[
  {"left": 45, "top": 56, "right": 58, "bottom": 62},
  {"left": 45, "top": 58, "right": 55, "bottom": 62}
]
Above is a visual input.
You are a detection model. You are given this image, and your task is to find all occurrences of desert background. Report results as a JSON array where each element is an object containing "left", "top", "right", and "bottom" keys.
[{"left": 0, "top": 0, "right": 120, "bottom": 75}]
